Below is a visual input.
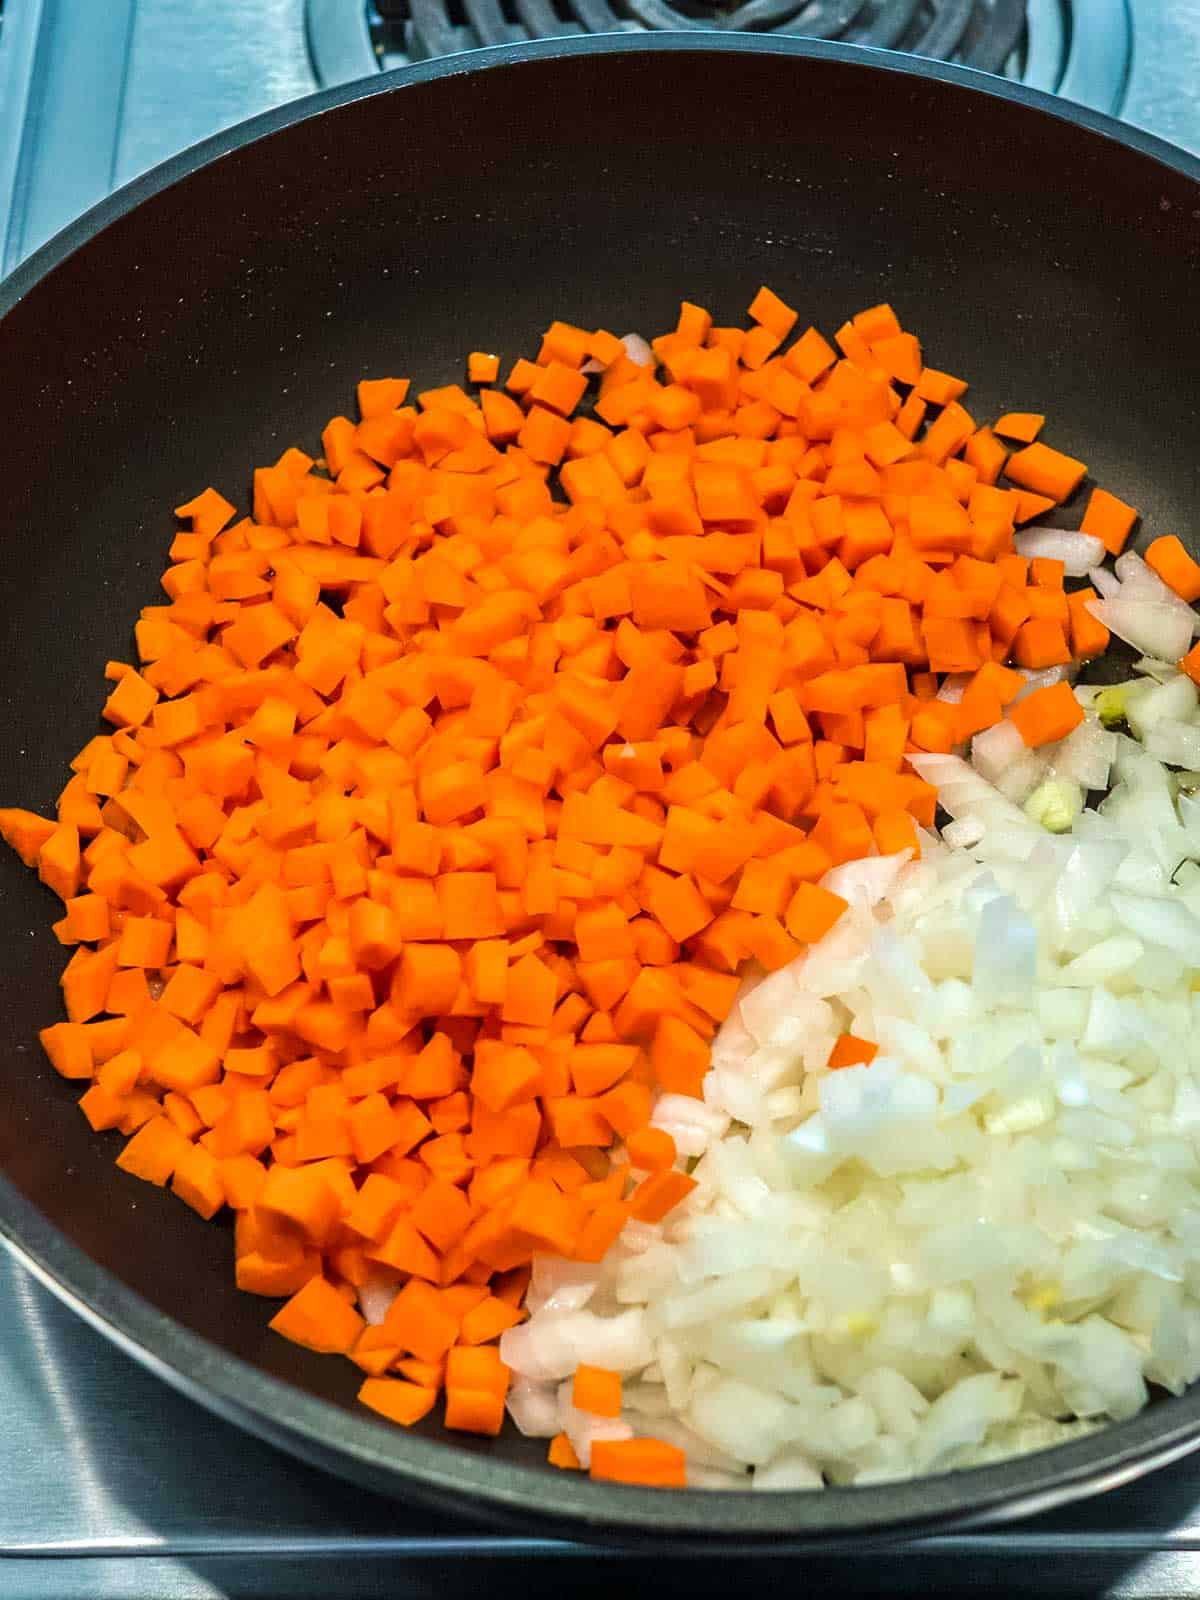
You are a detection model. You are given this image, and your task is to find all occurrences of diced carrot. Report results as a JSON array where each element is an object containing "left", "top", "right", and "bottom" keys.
[
  {"left": 467, "top": 352, "right": 500, "bottom": 385},
  {"left": 443, "top": 1388, "right": 506, "bottom": 1436},
  {"left": 827, "top": 1034, "right": 879, "bottom": 1070},
  {"left": 459, "top": 1295, "right": 524, "bottom": 1345},
  {"left": 748, "top": 285, "right": 798, "bottom": 341},
  {"left": 1011, "top": 489, "right": 1056, "bottom": 525},
  {"left": 115, "top": 1116, "right": 189, "bottom": 1186},
  {"left": 626, "top": 1126, "right": 677, "bottom": 1172},
  {"left": 1005, "top": 441, "right": 1087, "bottom": 503},
  {"left": 573, "top": 1199, "right": 629, "bottom": 1264},
  {"left": 573, "top": 1364, "right": 622, "bottom": 1417},
  {"left": 1013, "top": 619, "right": 1072, "bottom": 669},
  {"left": 915, "top": 368, "right": 967, "bottom": 406},
  {"left": 590, "top": 1438, "right": 686, "bottom": 1488},
  {"left": 446, "top": 1343, "right": 510, "bottom": 1397},
  {"left": 1146, "top": 535, "right": 1200, "bottom": 603},
  {"left": 548, "top": 1432, "right": 582, "bottom": 1470},
  {"left": 358, "top": 1377, "right": 438, "bottom": 1427},
  {"left": 270, "top": 1274, "right": 364, "bottom": 1354},
  {"left": 783, "top": 882, "right": 847, "bottom": 944},
  {"left": 1067, "top": 588, "right": 1110, "bottom": 659},
  {"left": 647, "top": 1014, "right": 708, "bottom": 1098},
  {"left": 382, "top": 1279, "right": 459, "bottom": 1364},
  {"left": 1080, "top": 486, "right": 1138, "bottom": 556},
  {"left": 874, "top": 810, "right": 920, "bottom": 858},
  {"left": 993, "top": 412, "right": 1044, "bottom": 443},
  {"left": 0, "top": 808, "right": 56, "bottom": 867},
  {"left": 1181, "top": 641, "right": 1200, "bottom": 688},
  {"left": 628, "top": 1169, "right": 696, "bottom": 1224},
  {"left": 1008, "top": 680, "right": 1085, "bottom": 747}
]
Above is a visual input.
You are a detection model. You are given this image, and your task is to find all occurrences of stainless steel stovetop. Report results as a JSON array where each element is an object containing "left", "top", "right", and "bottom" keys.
[{"left": 2, "top": 3, "right": 1200, "bottom": 1595}]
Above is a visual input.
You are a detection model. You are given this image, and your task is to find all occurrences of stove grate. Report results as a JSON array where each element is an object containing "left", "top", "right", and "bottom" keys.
[
  {"left": 303, "top": 0, "right": 1131, "bottom": 119},
  {"left": 371, "top": 0, "right": 1028, "bottom": 72}
]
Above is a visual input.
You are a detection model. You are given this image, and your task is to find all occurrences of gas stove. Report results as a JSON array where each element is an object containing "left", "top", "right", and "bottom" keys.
[{"left": 2, "top": 3, "right": 1200, "bottom": 1595}]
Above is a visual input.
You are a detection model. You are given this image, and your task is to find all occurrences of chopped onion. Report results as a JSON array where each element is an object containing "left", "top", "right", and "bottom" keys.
[
  {"left": 1014, "top": 528, "right": 1105, "bottom": 576},
  {"left": 1133, "top": 656, "right": 1181, "bottom": 684},
  {"left": 1087, "top": 595, "right": 1194, "bottom": 663},
  {"left": 971, "top": 720, "right": 1027, "bottom": 784},
  {"left": 822, "top": 853, "right": 911, "bottom": 911},
  {"left": 513, "top": 666, "right": 1200, "bottom": 1489},
  {"left": 936, "top": 674, "right": 971, "bottom": 704},
  {"left": 1045, "top": 719, "right": 1116, "bottom": 791},
  {"left": 357, "top": 1280, "right": 398, "bottom": 1326},
  {"left": 506, "top": 1377, "right": 560, "bottom": 1439},
  {"left": 1125, "top": 673, "right": 1199, "bottom": 740},
  {"left": 621, "top": 333, "right": 654, "bottom": 367},
  {"left": 518, "top": 704, "right": 1200, "bottom": 1484},
  {"left": 942, "top": 816, "right": 986, "bottom": 849},
  {"left": 1087, "top": 564, "right": 1122, "bottom": 599},
  {"left": 1115, "top": 551, "right": 1181, "bottom": 603},
  {"left": 753, "top": 1452, "right": 824, "bottom": 1490},
  {"left": 525, "top": 1256, "right": 601, "bottom": 1317},
  {"left": 1147, "top": 720, "right": 1200, "bottom": 771}
]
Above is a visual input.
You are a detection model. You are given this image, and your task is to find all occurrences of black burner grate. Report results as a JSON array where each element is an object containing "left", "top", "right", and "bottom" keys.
[
  {"left": 371, "top": 0, "right": 1026, "bottom": 72},
  {"left": 302, "top": 0, "right": 1131, "bottom": 119}
]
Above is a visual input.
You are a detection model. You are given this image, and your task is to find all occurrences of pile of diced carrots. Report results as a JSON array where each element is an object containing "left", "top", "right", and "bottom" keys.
[{"left": 0, "top": 286, "right": 1143, "bottom": 1487}]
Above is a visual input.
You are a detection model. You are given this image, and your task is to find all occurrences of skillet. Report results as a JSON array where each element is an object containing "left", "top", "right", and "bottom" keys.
[{"left": 0, "top": 33, "right": 1198, "bottom": 1548}]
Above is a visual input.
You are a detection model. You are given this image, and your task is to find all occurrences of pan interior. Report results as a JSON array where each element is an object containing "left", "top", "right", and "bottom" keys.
[{"left": 0, "top": 35, "right": 1198, "bottom": 1540}]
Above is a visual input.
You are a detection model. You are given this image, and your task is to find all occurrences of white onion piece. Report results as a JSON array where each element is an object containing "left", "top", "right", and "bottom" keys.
[
  {"left": 909, "top": 752, "right": 1036, "bottom": 834},
  {"left": 357, "top": 1280, "right": 398, "bottom": 1326},
  {"left": 971, "top": 720, "right": 1027, "bottom": 784},
  {"left": 1134, "top": 656, "right": 1183, "bottom": 684},
  {"left": 1115, "top": 551, "right": 1174, "bottom": 598},
  {"left": 621, "top": 333, "right": 654, "bottom": 367},
  {"left": 506, "top": 1377, "right": 561, "bottom": 1439},
  {"left": 823, "top": 853, "right": 911, "bottom": 911},
  {"left": 1146, "top": 720, "right": 1200, "bottom": 770},
  {"left": 500, "top": 1318, "right": 578, "bottom": 1385},
  {"left": 525, "top": 1256, "right": 601, "bottom": 1317},
  {"left": 1088, "top": 596, "right": 1194, "bottom": 663},
  {"left": 753, "top": 1453, "right": 824, "bottom": 1490},
  {"left": 972, "top": 894, "right": 1037, "bottom": 1005},
  {"left": 942, "top": 816, "right": 986, "bottom": 850},
  {"left": 936, "top": 674, "right": 971, "bottom": 705},
  {"left": 1108, "top": 890, "right": 1200, "bottom": 963},
  {"left": 1045, "top": 720, "right": 1117, "bottom": 791},
  {"left": 690, "top": 1466, "right": 753, "bottom": 1491},
  {"left": 994, "top": 752, "right": 1050, "bottom": 805},
  {"left": 1087, "top": 565, "right": 1122, "bottom": 599},
  {"left": 1125, "top": 674, "right": 1199, "bottom": 739},
  {"left": 1112, "top": 554, "right": 1200, "bottom": 636},
  {"left": 1014, "top": 528, "right": 1105, "bottom": 576}
]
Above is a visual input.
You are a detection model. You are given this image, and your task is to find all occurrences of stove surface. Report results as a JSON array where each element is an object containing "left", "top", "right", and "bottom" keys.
[
  {"left": 2, "top": 0, "right": 1199, "bottom": 271},
  {"left": 2, "top": 2, "right": 1200, "bottom": 1594},
  {"left": 7, "top": 1242, "right": 1200, "bottom": 1597}
]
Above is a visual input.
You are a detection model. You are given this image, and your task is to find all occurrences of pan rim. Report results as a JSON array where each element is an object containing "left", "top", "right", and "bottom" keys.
[
  {"left": 2, "top": 30, "right": 1199, "bottom": 325},
  {"left": 3, "top": 31, "right": 1200, "bottom": 1544},
  {"left": 10, "top": 1184, "right": 1200, "bottom": 1546}
]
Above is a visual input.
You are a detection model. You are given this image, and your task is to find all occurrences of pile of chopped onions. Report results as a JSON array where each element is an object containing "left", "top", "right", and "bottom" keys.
[
  {"left": 503, "top": 678, "right": 1200, "bottom": 1487},
  {"left": 1085, "top": 552, "right": 1200, "bottom": 663}
]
